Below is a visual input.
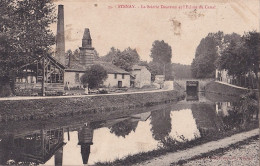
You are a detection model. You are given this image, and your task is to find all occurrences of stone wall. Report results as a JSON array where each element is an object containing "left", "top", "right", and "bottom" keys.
[
  {"left": 0, "top": 90, "right": 184, "bottom": 122},
  {"left": 174, "top": 79, "right": 213, "bottom": 91},
  {"left": 205, "top": 81, "right": 249, "bottom": 96}
]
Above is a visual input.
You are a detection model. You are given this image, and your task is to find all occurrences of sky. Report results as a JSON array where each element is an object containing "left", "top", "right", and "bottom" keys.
[{"left": 50, "top": 0, "right": 259, "bottom": 65}]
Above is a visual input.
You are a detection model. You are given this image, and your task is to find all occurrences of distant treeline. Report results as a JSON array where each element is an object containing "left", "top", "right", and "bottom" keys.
[{"left": 172, "top": 63, "right": 192, "bottom": 79}]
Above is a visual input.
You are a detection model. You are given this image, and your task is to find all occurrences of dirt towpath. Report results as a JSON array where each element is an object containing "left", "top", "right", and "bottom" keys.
[
  {"left": 134, "top": 129, "right": 259, "bottom": 166},
  {"left": 183, "top": 137, "right": 259, "bottom": 166}
]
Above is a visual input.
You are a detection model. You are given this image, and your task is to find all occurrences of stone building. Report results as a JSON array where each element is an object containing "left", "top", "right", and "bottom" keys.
[
  {"left": 130, "top": 65, "right": 151, "bottom": 88},
  {"left": 64, "top": 28, "right": 130, "bottom": 89},
  {"left": 15, "top": 5, "right": 130, "bottom": 94}
]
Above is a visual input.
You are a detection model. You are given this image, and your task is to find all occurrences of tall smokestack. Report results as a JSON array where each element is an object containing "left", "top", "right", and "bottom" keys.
[{"left": 56, "top": 5, "right": 65, "bottom": 66}]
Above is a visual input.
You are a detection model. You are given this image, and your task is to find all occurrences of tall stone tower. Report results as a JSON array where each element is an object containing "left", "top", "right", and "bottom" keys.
[
  {"left": 56, "top": 5, "right": 65, "bottom": 66},
  {"left": 79, "top": 28, "right": 95, "bottom": 66}
]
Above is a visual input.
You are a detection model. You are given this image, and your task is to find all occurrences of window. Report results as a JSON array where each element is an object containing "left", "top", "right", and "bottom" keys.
[
  {"left": 114, "top": 74, "right": 117, "bottom": 79},
  {"left": 122, "top": 74, "right": 125, "bottom": 79}
]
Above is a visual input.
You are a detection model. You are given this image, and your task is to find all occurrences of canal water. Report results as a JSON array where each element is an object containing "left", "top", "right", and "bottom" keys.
[{"left": 0, "top": 92, "right": 258, "bottom": 165}]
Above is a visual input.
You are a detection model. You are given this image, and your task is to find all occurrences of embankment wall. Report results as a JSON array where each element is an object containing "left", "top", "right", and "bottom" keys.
[
  {"left": 0, "top": 90, "right": 184, "bottom": 122},
  {"left": 205, "top": 81, "right": 250, "bottom": 96}
]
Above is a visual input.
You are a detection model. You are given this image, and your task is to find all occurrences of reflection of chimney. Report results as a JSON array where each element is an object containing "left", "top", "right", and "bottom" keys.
[
  {"left": 79, "top": 28, "right": 94, "bottom": 66},
  {"left": 78, "top": 125, "right": 94, "bottom": 165},
  {"left": 56, "top": 5, "right": 65, "bottom": 66},
  {"left": 54, "top": 146, "right": 63, "bottom": 166}
]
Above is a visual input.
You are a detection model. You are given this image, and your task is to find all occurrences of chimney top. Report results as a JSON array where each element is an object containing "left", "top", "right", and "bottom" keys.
[{"left": 82, "top": 28, "right": 91, "bottom": 40}]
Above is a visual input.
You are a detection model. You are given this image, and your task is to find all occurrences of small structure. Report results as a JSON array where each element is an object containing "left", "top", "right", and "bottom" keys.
[
  {"left": 15, "top": 55, "right": 65, "bottom": 95},
  {"left": 154, "top": 75, "right": 165, "bottom": 89},
  {"left": 130, "top": 65, "right": 151, "bottom": 88},
  {"left": 186, "top": 81, "right": 199, "bottom": 92}
]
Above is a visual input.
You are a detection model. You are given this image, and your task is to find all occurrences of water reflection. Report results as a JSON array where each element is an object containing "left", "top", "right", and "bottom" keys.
[
  {"left": 170, "top": 109, "right": 200, "bottom": 141},
  {"left": 109, "top": 119, "right": 138, "bottom": 138},
  {"left": 186, "top": 90, "right": 199, "bottom": 101},
  {"left": 0, "top": 128, "right": 64, "bottom": 165},
  {"left": 150, "top": 109, "right": 172, "bottom": 141},
  {"left": 78, "top": 123, "right": 94, "bottom": 165},
  {"left": 0, "top": 93, "right": 258, "bottom": 165}
]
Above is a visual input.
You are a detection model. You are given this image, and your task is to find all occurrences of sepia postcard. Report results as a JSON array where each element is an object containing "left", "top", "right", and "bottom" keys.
[{"left": 0, "top": 0, "right": 259, "bottom": 165}]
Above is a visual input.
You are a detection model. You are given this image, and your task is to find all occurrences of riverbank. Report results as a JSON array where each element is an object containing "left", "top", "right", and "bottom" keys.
[
  {"left": 205, "top": 81, "right": 251, "bottom": 96},
  {"left": 181, "top": 136, "right": 259, "bottom": 166},
  {"left": 0, "top": 89, "right": 184, "bottom": 122},
  {"left": 94, "top": 124, "right": 258, "bottom": 166}
]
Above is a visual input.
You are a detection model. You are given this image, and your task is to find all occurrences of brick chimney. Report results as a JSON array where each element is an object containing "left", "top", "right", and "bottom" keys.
[
  {"left": 79, "top": 28, "right": 95, "bottom": 66},
  {"left": 56, "top": 5, "right": 65, "bottom": 66}
]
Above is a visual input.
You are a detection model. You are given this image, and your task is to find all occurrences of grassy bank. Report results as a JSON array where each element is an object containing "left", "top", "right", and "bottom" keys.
[{"left": 0, "top": 90, "right": 184, "bottom": 122}]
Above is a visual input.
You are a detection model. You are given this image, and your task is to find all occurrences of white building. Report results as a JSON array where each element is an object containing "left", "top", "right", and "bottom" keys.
[
  {"left": 64, "top": 29, "right": 130, "bottom": 89},
  {"left": 215, "top": 69, "right": 234, "bottom": 84},
  {"left": 130, "top": 65, "right": 151, "bottom": 88}
]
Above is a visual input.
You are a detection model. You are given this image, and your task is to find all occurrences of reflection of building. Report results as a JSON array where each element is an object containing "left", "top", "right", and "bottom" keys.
[
  {"left": 186, "top": 92, "right": 199, "bottom": 101},
  {"left": 78, "top": 124, "right": 94, "bottom": 165},
  {"left": 216, "top": 102, "right": 232, "bottom": 116},
  {"left": 130, "top": 65, "right": 151, "bottom": 88},
  {"left": 0, "top": 128, "right": 65, "bottom": 165}
]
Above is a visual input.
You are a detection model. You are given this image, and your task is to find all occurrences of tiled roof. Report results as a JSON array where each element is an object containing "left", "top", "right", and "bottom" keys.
[
  {"left": 94, "top": 61, "right": 129, "bottom": 74},
  {"left": 132, "top": 65, "right": 147, "bottom": 70},
  {"left": 65, "top": 59, "right": 129, "bottom": 74}
]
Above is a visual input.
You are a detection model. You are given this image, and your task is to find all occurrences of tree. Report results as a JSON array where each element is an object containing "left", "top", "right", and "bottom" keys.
[
  {"left": 0, "top": 0, "right": 56, "bottom": 96},
  {"left": 99, "top": 47, "right": 120, "bottom": 62},
  {"left": 172, "top": 63, "right": 192, "bottom": 79},
  {"left": 216, "top": 41, "right": 246, "bottom": 77},
  {"left": 80, "top": 64, "right": 108, "bottom": 89},
  {"left": 242, "top": 31, "right": 260, "bottom": 81},
  {"left": 112, "top": 47, "right": 140, "bottom": 71},
  {"left": 100, "top": 47, "right": 140, "bottom": 72},
  {"left": 216, "top": 31, "right": 259, "bottom": 88},
  {"left": 109, "top": 119, "right": 138, "bottom": 138},
  {"left": 148, "top": 61, "right": 164, "bottom": 81},
  {"left": 93, "top": 49, "right": 100, "bottom": 60},
  {"left": 191, "top": 32, "right": 224, "bottom": 78},
  {"left": 150, "top": 40, "right": 173, "bottom": 80}
]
